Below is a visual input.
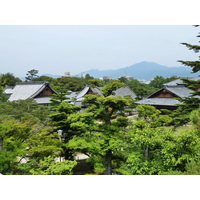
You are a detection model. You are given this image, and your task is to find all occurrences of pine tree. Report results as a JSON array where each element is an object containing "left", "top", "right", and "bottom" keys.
[
  {"left": 178, "top": 26, "right": 200, "bottom": 96},
  {"left": 178, "top": 25, "right": 200, "bottom": 73},
  {"left": 173, "top": 26, "right": 200, "bottom": 126}
]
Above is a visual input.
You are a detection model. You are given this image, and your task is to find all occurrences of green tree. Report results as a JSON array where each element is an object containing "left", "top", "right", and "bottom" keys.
[
  {"left": 0, "top": 99, "right": 50, "bottom": 124},
  {"left": 101, "top": 80, "right": 125, "bottom": 97},
  {"left": 25, "top": 69, "right": 39, "bottom": 81},
  {"left": 127, "top": 79, "right": 155, "bottom": 100},
  {"left": 149, "top": 76, "right": 179, "bottom": 89},
  {"left": 67, "top": 82, "right": 133, "bottom": 175},
  {"left": 50, "top": 87, "right": 70, "bottom": 107},
  {"left": 136, "top": 104, "right": 161, "bottom": 122},
  {"left": 0, "top": 72, "right": 22, "bottom": 87},
  {"left": 49, "top": 101, "right": 81, "bottom": 159},
  {"left": 28, "top": 156, "right": 77, "bottom": 175},
  {"left": 0, "top": 86, "right": 8, "bottom": 102},
  {"left": 171, "top": 97, "right": 200, "bottom": 126},
  {"left": 190, "top": 108, "right": 200, "bottom": 131},
  {"left": 0, "top": 116, "right": 77, "bottom": 175},
  {"left": 117, "top": 125, "right": 200, "bottom": 175},
  {"left": 178, "top": 26, "right": 200, "bottom": 73},
  {"left": 88, "top": 79, "right": 103, "bottom": 87},
  {"left": 34, "top": 75, "right": 57, "bottom": 87},
  {"left": 170, "top": 26, "right": 200, "bottom": 126},
  {"left": 55, "top": 76, "right": 85, "bottom": 92}
]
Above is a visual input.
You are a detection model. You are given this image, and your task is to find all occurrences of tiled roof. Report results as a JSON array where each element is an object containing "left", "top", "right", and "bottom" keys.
[
  {"left": 163, "top": 76, "right": 200, "bottom": 86},
  {"left": 74, "top": 97, "right": 85, "bottom": 107},
  {"left": 76, "top": 86, "right": 102, "bottom": 99},
  {"left": 111, "top": 86, "right": 136, "bottom": 99},
  {"left": 65, "top": 91, "right": 78, "bottom": 99},
  {"left": 137, "top": 76, "right": 200, "bottom": 107},
  {"left": 165, "top": 86, "right": 194, "bottom": 98},
  {"left": 34, "top": 97, "right": 52, "bottom": 104},
  {"left": 7, "top": 81, "right": 54, "bottom": 102},
  {"left": 135, "top": 98, "right": 181, "bottom": 106},
  {"left": 4, "top": 86, "right": 14, "bottom": 95}
]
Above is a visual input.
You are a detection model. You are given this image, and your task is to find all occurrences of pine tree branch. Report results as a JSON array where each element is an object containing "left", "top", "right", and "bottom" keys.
[
  {"left": 178, "top": 60, "right": 200, "bottom": 73},
  {"left": 181, "top": 43, "right": 200, "bottom": 53}
]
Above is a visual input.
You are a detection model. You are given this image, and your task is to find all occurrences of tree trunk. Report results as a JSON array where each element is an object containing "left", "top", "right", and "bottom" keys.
[
  {"left": 0, "top": 139, "right": 3, "bottom": 150},
  {"left": 105, "top": 149, "right": 112, "bottom": 175},
  {"left": 145, "top": 146, "right": 149, "bottom": 161}
]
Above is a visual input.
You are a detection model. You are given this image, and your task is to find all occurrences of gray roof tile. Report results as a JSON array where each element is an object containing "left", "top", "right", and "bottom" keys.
[
  {"left": 135, "top": 98, "right": 181, "bottom": 106},
  {"left": 164, "top": 76, "right": 200, "bottom": 86},
  {"left": 111, "top": 86, "right": 136, "bottom": 99},
  {"left": 7, "top": 81, "right": 55, "bottom": 102},
  {"left": 165, "top": 86, "right": 194, "bottom": 98}
]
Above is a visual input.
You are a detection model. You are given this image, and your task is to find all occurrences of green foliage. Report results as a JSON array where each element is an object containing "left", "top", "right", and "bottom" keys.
[
  {"left": 0, "top": 86, "right": 8, "bottom": 102},
  {"left": 88, "top": 79, "right": 103, "bottom": 87},
  {"left": 33, "top": 75, "right": 57, "bottom": 86},
  {"left": 101, "top": 80, "right": 125, "bottom": 97},
  {"left": 150, "top": 115, "right": 173, "bottom": 128},
  {"left": 67, "top": 82, "right": 134, "bottom": 174},
  {"left": 50, "top": 87, "right": 70, "bottom": 107},
  {"left": 28, "top": 156, "right": 77, "bottom": 175},
  {"left": 190, "top": 108, "right": 200, "bottom": 131},
  {"left": 117, "top": 127, "right": 200, "bottom": 175},
  {"left": 25, "top": 69, "right": 39, "bottom": 81},
  {"left": 173, "top": 26, "right": 200, "bottom": 126},
  {"left": 0, "top": 115, "right": 78, "bottom": 175},
  {"left": 49, "top": 101, "right": 81, "bottom": 135},
  {"left": 84, "top": 74, "right": 94, "bottom": 81},
  {"left": 178, "top": 26, "right": 200, "bottom": 73},
  {"left": 49, "top": 101, "right": 81, "bottom": 159},
  {"left": 0, "top": 72, "right": 22, "bottom": 87},
  {"left": 127, "top": 78, "right": 156, "bottom": 99},
  {"left": 0, "top": 99, "right": 50, "bottom": 124},
  {"left": 118, "top": 76, "right": 128, "bottom": 84},
  {"left": 171, "top": 97, "right": 200, "bottom": 126},
  {"left": 149, "top": 76, "right": 179, "bottom": 89},
  {"left": 136, "top": 104, "right": 161, "bottom": 122},
  {"left": 55, "top": 76, "right": 85, "bottom": 92}
]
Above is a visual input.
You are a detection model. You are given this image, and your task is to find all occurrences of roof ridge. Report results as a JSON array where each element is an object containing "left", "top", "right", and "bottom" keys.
[{"left": 16, "top": 81, "right": 49, "bottom": 85}]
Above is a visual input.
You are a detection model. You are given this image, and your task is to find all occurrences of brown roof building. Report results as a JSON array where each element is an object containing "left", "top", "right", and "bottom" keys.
[
  {"left": 135, "top": 76, "right": 200, "bottom": 110},
  {"left": 4, "top": 81, "right": 57, "bottom": 105}
]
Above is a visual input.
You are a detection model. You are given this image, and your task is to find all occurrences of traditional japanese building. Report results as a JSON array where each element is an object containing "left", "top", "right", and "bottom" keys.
[
  {"left": 135, "top": 76, "right": 200, "bottom": 110},
  {"left": 72, "top": 85, "right": 136, "bottom": 107},
  {"left": 4, "top": 81, "right": 57, "bottom": 105}
]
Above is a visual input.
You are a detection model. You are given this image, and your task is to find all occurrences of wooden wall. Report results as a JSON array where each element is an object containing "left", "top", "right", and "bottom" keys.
[
  {"left": 36, "top": 86, "right": 55, "bottom": 97},
  {"left": 151, "top": 89, "right": 178, "bottom": 98}
]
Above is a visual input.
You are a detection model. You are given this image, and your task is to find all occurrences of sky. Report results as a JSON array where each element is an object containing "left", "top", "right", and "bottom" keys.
[{"left": 0, "top": 25, "right": 199, "bottom": 78}]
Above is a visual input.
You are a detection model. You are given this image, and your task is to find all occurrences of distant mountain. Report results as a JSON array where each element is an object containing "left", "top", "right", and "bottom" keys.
[{"left": 77, "top": 61, "right": 199, "bottom": 80}]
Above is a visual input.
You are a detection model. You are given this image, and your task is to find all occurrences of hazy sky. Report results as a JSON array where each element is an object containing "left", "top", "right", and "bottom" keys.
[{"left": 0, "top": 25, "right": 199, "bottom": 77}]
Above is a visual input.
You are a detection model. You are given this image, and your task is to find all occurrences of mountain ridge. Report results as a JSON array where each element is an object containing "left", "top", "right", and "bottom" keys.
[{"left": 77, "top": 61, "right": 198, "bottom": 80}]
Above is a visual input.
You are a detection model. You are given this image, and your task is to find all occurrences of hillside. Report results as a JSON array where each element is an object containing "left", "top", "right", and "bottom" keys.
[{"left": 77, "top": 61, "right": 198, "bottom": 80}]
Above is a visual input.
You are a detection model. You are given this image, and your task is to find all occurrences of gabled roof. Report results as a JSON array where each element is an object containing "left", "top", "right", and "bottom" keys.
[
  {"left": 165, "top": 86, "right": 194, "bottom": 98},
  {"left": 163, "top": 76, "right": 200, "bottom": 86},
  {"left": 76, "top": 85, "right": 102, "bottom": 99},
  {"left": 136, "top": 76, "right": 200, "bottom": 107},
  {"left": 111, "top": 86, "right": 136, "bottom": 99},
  {"left": 7, "top": 81, "right": 56, "bottom": 101},
  {"left": 148, "top": 85, "right": 194, "bottom": 99}
]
